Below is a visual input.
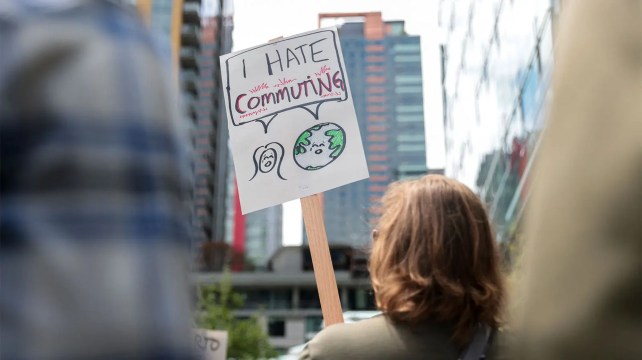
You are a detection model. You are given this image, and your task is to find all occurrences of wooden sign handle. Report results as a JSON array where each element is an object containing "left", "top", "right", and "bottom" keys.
[
  {"left": 300, "top": 193, "right": 344, "bottom": 326},
  {"left": 269, "top": 35, "right": 343, "bottom": 326}
]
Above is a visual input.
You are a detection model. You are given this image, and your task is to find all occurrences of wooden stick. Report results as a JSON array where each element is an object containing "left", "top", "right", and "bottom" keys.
[
  {"left": 300, "top": 193, "right": 344, "bottom": 326},
  {"left": 269, "top": 35, "right": 343, "bottom": 326}
]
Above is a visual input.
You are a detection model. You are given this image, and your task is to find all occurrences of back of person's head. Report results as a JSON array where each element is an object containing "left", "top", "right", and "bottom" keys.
[{"left": 369, "top": 174, "right": 504, "bottom": 345}]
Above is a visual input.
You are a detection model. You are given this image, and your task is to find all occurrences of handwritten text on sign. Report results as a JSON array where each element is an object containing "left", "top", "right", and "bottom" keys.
[
  {"left": 193, "top": 329, "right": 227, "bottom": 360},
  {"left": 223, "top": 30, "right": 348, "bottom": 133},
  {"left": 221, "top": 27, "right": 369, "bottom": 214}
]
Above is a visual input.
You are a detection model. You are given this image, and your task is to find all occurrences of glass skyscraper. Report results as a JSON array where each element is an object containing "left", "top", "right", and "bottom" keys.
[
  {"left": 439, "top": 0, "right": 559, "bottom": 259},
  {"left": 318, "top": 13, "right": 428, "bottom": 247}
]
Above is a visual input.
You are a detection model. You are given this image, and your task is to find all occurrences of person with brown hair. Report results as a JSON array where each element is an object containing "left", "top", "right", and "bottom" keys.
[{"left": 300, "top": 174, "right": 506, "bottom": 360}]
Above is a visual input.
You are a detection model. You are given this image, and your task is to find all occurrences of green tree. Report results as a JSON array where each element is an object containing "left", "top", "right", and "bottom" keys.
[{"left": 195, "top": 272, "right": 278, "bottom": 360}]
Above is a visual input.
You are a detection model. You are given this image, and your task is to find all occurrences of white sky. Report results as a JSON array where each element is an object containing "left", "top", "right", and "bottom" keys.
[{"left": 231, "top": 0, "right": 446, "bottom": 245}]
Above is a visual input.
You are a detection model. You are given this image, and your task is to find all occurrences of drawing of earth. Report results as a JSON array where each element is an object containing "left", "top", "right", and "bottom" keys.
[{"left": 293, "top": 122, "right": 346, "bottom": 171}]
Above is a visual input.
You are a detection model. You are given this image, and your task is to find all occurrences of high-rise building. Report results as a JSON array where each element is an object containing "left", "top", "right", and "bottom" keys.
[
  {"left": 316, "top": 13, "right": 428, "bottom": 247},
  {"left": 439, "top": 0, "right": 559, "bottom": 259},
  {"left": 135, "top": 0, "right": 234, "bottom": 265},
  {"left": 243, "top": 205, "right": 283, "bottom": 270}
]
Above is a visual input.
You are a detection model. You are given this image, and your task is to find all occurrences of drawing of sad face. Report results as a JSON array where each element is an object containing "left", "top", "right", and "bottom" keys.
[{"left": 293, "top": 123, "right": 346, "bottom": 171}]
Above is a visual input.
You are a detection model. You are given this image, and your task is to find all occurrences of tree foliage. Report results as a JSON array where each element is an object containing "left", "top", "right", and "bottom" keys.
[{"left": 195, "top": 273, "right": 277, "bottom": 360}]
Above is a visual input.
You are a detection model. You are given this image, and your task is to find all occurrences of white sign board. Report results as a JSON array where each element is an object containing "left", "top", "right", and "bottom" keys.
[
  {"left": 193, "top": 329, "right": 227, "bottom": 360},
  {"left": 221, "top": 27, "right": 369, "bottom": 214}
]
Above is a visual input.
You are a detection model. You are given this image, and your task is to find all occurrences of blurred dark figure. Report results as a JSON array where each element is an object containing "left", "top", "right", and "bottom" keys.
[
  {"left": 509, "top": 0, "right": 641, "bottom": 359},
  {"left": 0, "top": 0, "right": 197, "bottom": 358},
  {"left": 300, "top": 175, "right": 505, "bottom": 360}
]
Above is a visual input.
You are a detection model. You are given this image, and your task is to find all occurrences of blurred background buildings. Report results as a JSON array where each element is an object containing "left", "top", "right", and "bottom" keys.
[
  {"left": 315, "top": 13, "right": 429, "bottom": 249},
  {"left": 133, "top": 0, "right": 560, "bottom": 353},
  {"left": 439, "top": 0, "right": 558, "bottom": 261},
  {"left": 134, "top": 0, "right": 234, "bottom": 265}
]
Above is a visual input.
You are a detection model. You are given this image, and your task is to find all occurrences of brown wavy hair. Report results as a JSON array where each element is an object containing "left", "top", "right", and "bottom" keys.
[{"left": 369, "top": 175, "right": 505, "bottom": 346}]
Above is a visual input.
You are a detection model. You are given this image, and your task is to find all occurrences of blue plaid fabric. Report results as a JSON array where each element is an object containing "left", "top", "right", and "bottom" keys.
[{"left": 0, "top": 1, "right": 199, "bottom": 358}]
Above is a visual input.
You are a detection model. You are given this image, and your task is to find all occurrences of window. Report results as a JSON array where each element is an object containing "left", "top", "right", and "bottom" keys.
[
  {"left": 397, "top": 134, "right": 425, "bottom": 142},
  {"left": 394, "top": 55, "right": 422, "bottom": 62},
  {"left": 395, "top": 75, "right": 422, "bottom": 84},
  {"left": 305, "top": 316, "right": 323, "bottom": 335},
  {"left": 394, "top": 43, "right": 421, "bottom": 53},
  {"left": 347, "top": 288, "right": 376, "bottom": 310},
  {"left": 241, "top": 289, "right": 292, "bottom": 309},
  {"left": 299, "top": 288, "right": 321, "bottom": 309},
  {"left": 398, "top": 164, "right": 427, "bottom": 173},
  {"left": 538, "top": 17, "right": 553, "bottom": 70},
  {"left": 397, "top": 115, "right": 423, "bottom": 122},
  {"left": 519, "top": 62, "right": 541, "bottom": 126},
  {"left": 396, "top": 86, "right": 423, "bottom": 94},
  {"left": 398, "top": 144, "right": 425, "bottom": 152},
  {"left": 396, "top": 105, "right": 423, "bottom": 113},
  {"left": 268, "top": 318, "right": 286, "bottom": 337}
]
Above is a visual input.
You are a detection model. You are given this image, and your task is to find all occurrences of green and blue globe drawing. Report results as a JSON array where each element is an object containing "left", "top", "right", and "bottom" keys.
[{"left": 293, "top": 122, "right": 346, "bottom": 170}]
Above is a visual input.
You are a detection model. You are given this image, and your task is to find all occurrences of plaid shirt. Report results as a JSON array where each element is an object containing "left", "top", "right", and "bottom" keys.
[{"left": 0, "top": 1, "right": 199, "bottom": 358}]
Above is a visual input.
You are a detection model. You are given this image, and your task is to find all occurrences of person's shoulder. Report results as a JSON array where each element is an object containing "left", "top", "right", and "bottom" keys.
[
  {"left": 321, "top": 315, "right": 389, "bottom": 340},
  {"left": 299, "top": 316, "right": 390, "bottom": 360},
  {"left": 299, "top": 316, "right": 457, "bottom": 360}
]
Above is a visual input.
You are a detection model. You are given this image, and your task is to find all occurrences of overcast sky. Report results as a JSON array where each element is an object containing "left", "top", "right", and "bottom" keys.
[{"left": 230, "top": 0, "right": 446, "bottom": 245}]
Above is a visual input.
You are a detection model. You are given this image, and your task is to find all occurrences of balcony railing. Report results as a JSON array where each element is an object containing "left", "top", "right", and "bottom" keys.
[
  {"left": 181, "top": 70, "right": 198, "bottom": 95},
  {"left": 183, "top": 2, "right": 200, "bottom": 24},
  {"left": 180, "top": 47, "right": 199, "bottom": 70},
  {"left": 181, "top": 24, "right": 201, "bottom": 46}
]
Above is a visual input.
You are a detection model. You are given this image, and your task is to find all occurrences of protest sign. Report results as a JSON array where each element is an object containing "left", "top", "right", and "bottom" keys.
[
  {"left": 193, "top": 329, "right": 227, "bottom": 360},
  {"left": 221, "top": 27, "right": 366, "bottom": 326},
  {"left": 221, "top": 27, "right": 369, "bottom": 214}
]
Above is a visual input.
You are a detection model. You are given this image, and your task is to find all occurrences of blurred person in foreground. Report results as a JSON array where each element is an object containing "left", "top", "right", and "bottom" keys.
[
  {"left": 300, "top": 175, "right": 506, "bottom": 360},
  {"left": 508, "top": 0, "right": 641, "bottom": 358},
  {"left": 0, "top": 0, "right": 197, "bottom": 358}
]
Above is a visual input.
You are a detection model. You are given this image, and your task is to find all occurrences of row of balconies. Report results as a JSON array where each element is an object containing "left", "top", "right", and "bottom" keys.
[
  {"left": 183, "top": 1, "right": 200, "bottom": 24},
  {"left": 181, "top": 0, "right": 201, "bottom": 72}
]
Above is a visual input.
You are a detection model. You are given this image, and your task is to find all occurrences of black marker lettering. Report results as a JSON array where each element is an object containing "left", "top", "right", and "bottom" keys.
[
  {"left": 294, "top": 44, "right": 308, "bottom": 63},
  {"left": 265, "top": 50, "right": 283, "bottom": 76},
  {"left": 286, "top": 48, "right": 301, "bottom": 68},
  {"left": 309, "top": 38, "right": 329, "bottom": 62}
]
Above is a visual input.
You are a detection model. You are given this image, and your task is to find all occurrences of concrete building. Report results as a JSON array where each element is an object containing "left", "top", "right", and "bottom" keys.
[
  {"left": 439, "top": 0, "right": 559, "bottom": 259},
  {"left": 193, "top": 245, "right": 375, "bottom": 351},
  {"left": 313, "top": 12, "right": 428, "bottom": 248},
  {"left": 135, "top": 0, "right": 234, "bottom": 263}
]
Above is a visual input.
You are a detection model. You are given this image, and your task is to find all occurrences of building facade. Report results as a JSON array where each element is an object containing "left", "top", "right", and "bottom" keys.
[
  {"left": 317, "top": 13, "right": 428, "bottom": 247},
  {"left": 243, "top": 205, "right": 283, "bottom": 270},
  {"left": 136, "top": 0, "right": 234, "bottom": 264},
  {"left": 439, "top": 0, "right": 559, "bottom": 257},
  {"left": 193, "top": 245, "right": 376, "bottom": 352}
]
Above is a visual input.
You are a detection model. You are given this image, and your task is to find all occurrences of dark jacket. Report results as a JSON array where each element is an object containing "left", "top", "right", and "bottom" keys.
[{"left": 299, "top": 315, "right": 462, "bottom": 360}]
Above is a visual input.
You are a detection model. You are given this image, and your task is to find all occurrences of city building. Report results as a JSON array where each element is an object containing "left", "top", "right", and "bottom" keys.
[
  {"left": 135, "top": 0, "right": 234, "bottom": 264},
  {"left": 193, "top": 245, "right": 376, "bottom": 352},
  {"left": 438, "top": 0, "right": 559, "bottom": 259},
  {"left": 315, "top": 12, "right": 428, "bottom": 247},
  {"left": 223, "top": 175, "right": 284, "bottom": 270}
]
